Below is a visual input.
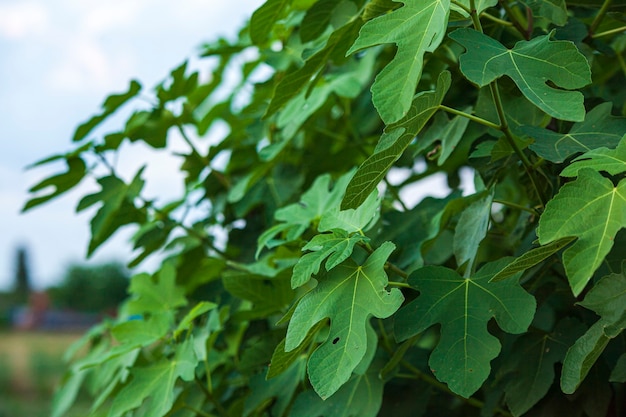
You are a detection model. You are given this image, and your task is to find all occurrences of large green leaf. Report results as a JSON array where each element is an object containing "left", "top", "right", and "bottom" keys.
[
  {"left": 561, "top": 134, "right": 626, "bottom": 177},
  {"left": 527, "top": 103, "right": 626, "bottom": 163},
  {"left": 285, "top": 242, "right": 404, "bottom": 398},
  {"left": 502, "top": 318, "right": 585, "bottom": 416},
  {"left": 449, "top": 28, "right": 591, "bottom": 122},
  {"left": 537, "top": 169, "right": 626, "bottom": 296},
  {"left": 394, "top": 258, "right": 536, "bottom": 397},
  {"left": 341, "top": 70, "right": 451, "bottom": 209},
  {"left": 347, "top": 0, "right": 451, "bottom": 124},
  {"left": 108, "top": 339, "right": 197, "bottom": 417},
  {"left": 561, "top": 271, "right": 626, "bottom": 393}
]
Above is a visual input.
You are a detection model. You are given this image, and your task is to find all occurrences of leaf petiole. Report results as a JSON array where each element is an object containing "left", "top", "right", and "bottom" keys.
[{"left": 438, "top": 105, "right": 500, "bottom": 130}]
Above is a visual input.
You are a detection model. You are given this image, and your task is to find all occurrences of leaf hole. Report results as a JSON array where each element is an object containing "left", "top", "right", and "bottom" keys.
[{"left": 332, "top": 337, "right": 340, "bottom": 344}]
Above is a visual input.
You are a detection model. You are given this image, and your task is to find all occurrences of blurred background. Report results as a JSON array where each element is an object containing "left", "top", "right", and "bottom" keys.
[{"left": 0, "top": 1, "right": 261, "bottom": 415}]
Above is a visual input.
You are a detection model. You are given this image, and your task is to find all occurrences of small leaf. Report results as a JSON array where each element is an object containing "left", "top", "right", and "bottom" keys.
[
  {"left": 285, "top": 242, "right": 404, "bottom": 398},
  {"left": 341, "top": 70, "right": 451, "bottom": 209},
  {"left": 414, "top": 108, "right": 472, "bottom": 165},
  {"left": 347, "top": 0, "right": 451, "bottom": 123},
  {"left": 23, "top": 157, "right": 87, "bottom": 211},
  {"left": 527, "top": 102, "right": 626, "bottom": 163},
  {"left": 73, "top": 79, "right": 141, "bottom": 142},
  {"left": 319, "top": 190, "right": 379, "bottom": 233},
  {"left": 537, "top": 169, "right": 626, "bottom": 296},
  {"left": 449, "top": 28, "right": 591, "bottom": 121},
  {"left": 561, "top": 134, "right": 626, "bottom": 177},
  {"left": 173, "top": 301, "right": 217, "bottom": 339},
  {"left": 490, "top": 236, "right": 577, "bottom": 282},
  {"left": 125, "top": 264, "right": 187, "bottom": 315},
  {"left": 292, "top": 230, "right": 368, "bottom": 288},
  {"left": 394, "top": 258, "right": 536, "bottom": 397},
  {"left": 561, "top": 271, "right": 626, "bottom": 393},
  {"left": 300, "top": 0, "right": 337, "bottom": 42}
]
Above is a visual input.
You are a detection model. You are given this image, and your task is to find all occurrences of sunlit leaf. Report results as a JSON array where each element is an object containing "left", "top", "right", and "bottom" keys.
[
  {"left": 285, "top": 242, "right": 404, "bottom": 398},
  {"left": 250, "top": 0, "right": 291, "bottom": 45},
  {"left": 292, "top": 229, "right": 368, "bottom": 288},
  {"left": 347, "top": 0, "right": 451, "bottom": 123},
  {"left": 537, "top": 169, "right": 626, "bottom": 295},
  {"left": 450, "top": 28, "right": 591, "bottom": 121},
  {"left": 394, "top": 258, "right": 536, "bottom": 397}
]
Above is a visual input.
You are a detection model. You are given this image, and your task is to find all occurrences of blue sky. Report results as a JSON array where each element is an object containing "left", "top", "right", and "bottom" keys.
[{"left": 0, "top": 0, "right": 263, "bottom": 290}]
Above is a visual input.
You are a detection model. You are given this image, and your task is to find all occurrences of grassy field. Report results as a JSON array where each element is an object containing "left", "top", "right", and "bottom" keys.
[{"left": 0, "top": 331, "right": 83, "bottom": 417}]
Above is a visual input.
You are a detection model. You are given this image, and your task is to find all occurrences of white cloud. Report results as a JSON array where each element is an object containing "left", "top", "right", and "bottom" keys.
[{"left": 0, "top": 1, "right": 49, "bottom": 39}]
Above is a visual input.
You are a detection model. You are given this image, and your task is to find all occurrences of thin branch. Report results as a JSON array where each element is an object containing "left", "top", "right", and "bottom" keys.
[
  {"left": 592, "top": 25, "right": 626, "bottom": 39},
  {"left": 589, "top": 0, "right": 614, "bottom": 35}
]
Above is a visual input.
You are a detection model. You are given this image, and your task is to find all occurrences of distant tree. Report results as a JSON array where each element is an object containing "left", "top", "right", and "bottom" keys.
[
  {"left": 49, "top": 262, "right": 129, "bottom": 313},
  {"left": 13, "top": 246, "right": 31, "bottom": 303}
]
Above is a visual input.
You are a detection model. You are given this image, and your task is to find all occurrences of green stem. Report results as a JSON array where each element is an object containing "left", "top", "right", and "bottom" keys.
[
  {"left": 439, "top": 105, "right": 501, "bottom": 130},
  {"left": 589, "top": 0, "right": 614, "bottom": 35},
  {"left": 195, "top": 378, "right": 228, "bottom": 417},
  {"left": 489, "top": 82, "right": 546, "bottom": 207},
  {"left": 592, "top": 25, "right": 626, "bottom": 38},
  {"left": 177, "top": 122, "right": 204, "bottom": 161},
  {"left": 493, "top": 199, "right": 538, "bottom": 215},
  {"left": 383, "top": 177, "right": 410, "bottom": 211},
  {"left": 387, "top": 281, "right": 412, "bottom": 289},
  {"left": 469, "top": 0, "right": 484, "bottom": 32},
  {"left": 481, "top": 11, "right": 514, "bottom": 27},
  {"left": 499, "top": 0, "right": 529, "bottom": 39}
]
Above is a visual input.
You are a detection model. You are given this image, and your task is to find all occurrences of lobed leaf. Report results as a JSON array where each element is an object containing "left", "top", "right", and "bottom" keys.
[
  {"left": 450, "top": 28, "right": 591, "bottom": 121},
  {"left": 394, "top": 258, "right": 536, "bottom": 397},
  {"left": 537, "top": 169, "right": 626, "bottom": 296},
  {"left": 285, "top": 242, "right": 404, "bottom": 398},
  {"left": 347, "top": 0, "right": 451, "bottom": 124},
  {"left": 527, "top": 102, "right": 626, "bottom": 163}
]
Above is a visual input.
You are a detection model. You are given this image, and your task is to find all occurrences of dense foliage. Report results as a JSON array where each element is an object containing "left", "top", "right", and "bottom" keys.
[{"left": 25, "top": 0, "right": 626, "bottom": 416}]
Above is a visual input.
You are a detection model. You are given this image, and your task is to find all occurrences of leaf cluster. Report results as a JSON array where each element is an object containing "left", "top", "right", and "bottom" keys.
[{"left": 25, "top": 0, "right": 626, "bottom": 416}]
